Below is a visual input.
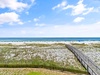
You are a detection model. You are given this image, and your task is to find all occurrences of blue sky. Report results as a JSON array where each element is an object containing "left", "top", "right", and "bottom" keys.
[{"left": 0, "top": 0, "right": 100, "bottom": 37}]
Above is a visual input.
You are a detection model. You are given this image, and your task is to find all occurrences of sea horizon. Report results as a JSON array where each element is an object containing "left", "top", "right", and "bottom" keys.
[{"left": 0, "top": 37, "right": 100, "bottom": 42}]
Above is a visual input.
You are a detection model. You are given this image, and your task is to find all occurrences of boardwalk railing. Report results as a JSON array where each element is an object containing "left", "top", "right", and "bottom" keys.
[{"left": 66, "top": 44, "right": 100, "bottom": 75}]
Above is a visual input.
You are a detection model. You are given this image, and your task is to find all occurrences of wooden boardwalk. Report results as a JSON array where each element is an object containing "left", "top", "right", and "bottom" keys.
[{"left": 66, "top": 44, "right": 100, "bottom": 75}]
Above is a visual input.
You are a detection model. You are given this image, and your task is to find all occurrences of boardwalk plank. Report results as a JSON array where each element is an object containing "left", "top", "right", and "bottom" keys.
[{"left": 66, "top": 44, "right": 100, "bottom": 75}]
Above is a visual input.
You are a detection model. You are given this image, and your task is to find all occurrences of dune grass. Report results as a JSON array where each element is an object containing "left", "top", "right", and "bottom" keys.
[{"left": 0, "top": 43, "right": 88, "bottom": 74}]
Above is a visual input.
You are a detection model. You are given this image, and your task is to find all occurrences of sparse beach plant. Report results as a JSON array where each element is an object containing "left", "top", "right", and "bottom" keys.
[{"left": 0, "top": 43, "right": 87, "bottom": 74}]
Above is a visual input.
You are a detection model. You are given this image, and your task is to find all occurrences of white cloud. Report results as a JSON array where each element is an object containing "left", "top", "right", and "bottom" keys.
[
  {"left": 69, "top": 0, "right": 94, "bottom": 16},
  {"left": 28, "top": 0, "right": 35, "bottom": 9},
  {"left": 0, "top": 23, "right": 100, "bottom": 37},
  {"left": 25, "top": 11, "right": 29, "bottom": 15},
  {"left": 35, "top": 23, "right": 45, "bottom": 27},
  {"left": 39, "top": 31, "right": 45, "bottom": 34},
  {"left": 33, "top": 18, "right": 39, "bottom": 22},
  {"left": 18, "top": 21, "right": 24, "bottom": 25},
  {"left": 31, "top": 0, "right": 35, "bottom": 4},
  {"left": 95, "top": 21, "right": 100, "bottom": 24},
  {"left": 71, "top": 0, "right": 86, "bottom": 15},
  {"left": 73, "top": 17, "right": 85, "bottom": 23},
  {"left": 93, "top": 7, "right": 100, "bottom": 13},
  {"left": 0, "top": 12, "right": 23, "bottom": 25},
  {"left": 0, "top": 0, "right": 28, "bottom": 11},
  {"left": 63, "top": 5, "right": 74, "bottom": 10},
  {"left": 21, "top": 30, "right": 26, "bottom": 34},
  {"left": 52, "top": 0, "right": 67, "bottom": 10},
  {"left": 38, "top": 24, "right": 100, "bottom": 37},
  {"left": 33, "top": 15, "right": 45, "bottom": 22},
  {"left": 83, "top": 7, "right": 94, "bottom": 15},
  {"left": 54, "top": 0, "right": 94, "bottom": 16}
]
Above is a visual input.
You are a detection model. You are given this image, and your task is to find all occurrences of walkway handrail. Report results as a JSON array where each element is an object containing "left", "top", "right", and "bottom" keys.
[{"left": 65, "top": 44, "right": 100, "bottom": 75}]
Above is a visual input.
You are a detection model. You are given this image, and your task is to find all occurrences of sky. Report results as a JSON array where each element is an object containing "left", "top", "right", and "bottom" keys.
[{"left": 0, "top": 0, "right": 100, "bottom": 37}]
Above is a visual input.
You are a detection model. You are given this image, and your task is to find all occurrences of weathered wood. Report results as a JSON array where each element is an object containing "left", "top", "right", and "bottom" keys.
[{"left": 66, "top": 44, "right": 100, "bottom": 75}]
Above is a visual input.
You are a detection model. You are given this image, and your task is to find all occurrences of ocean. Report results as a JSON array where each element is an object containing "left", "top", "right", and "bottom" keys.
[{"left": 0, "top": 37, "right": 100, "bottom": 42}]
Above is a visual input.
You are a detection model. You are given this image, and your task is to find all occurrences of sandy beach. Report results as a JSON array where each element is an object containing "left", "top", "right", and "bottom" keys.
[{"left": 0, "top": 41, "right": 100, "bottom": 45}]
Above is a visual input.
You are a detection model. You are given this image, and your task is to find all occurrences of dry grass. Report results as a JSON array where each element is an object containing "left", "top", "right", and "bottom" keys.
[
  {"left": 0, "top": 68, "right": 78, "bottom": 75},
  {"left": 0, "top": 43, "right": 87, "bottom": 75}
]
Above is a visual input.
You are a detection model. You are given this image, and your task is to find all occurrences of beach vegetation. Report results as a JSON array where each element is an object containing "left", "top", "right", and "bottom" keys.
[{"left": 0, "top": 43, "right": 87, "bottom": 74}]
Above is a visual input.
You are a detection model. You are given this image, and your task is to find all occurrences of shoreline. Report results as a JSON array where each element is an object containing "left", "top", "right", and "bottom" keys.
[{"left": 0, "top": 41, "right": 100, "bottom": 45}]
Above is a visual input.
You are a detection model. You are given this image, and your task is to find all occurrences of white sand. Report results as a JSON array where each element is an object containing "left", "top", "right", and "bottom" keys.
[{"left": 0, "top": 41, "right": 100, "bottom": 45}]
